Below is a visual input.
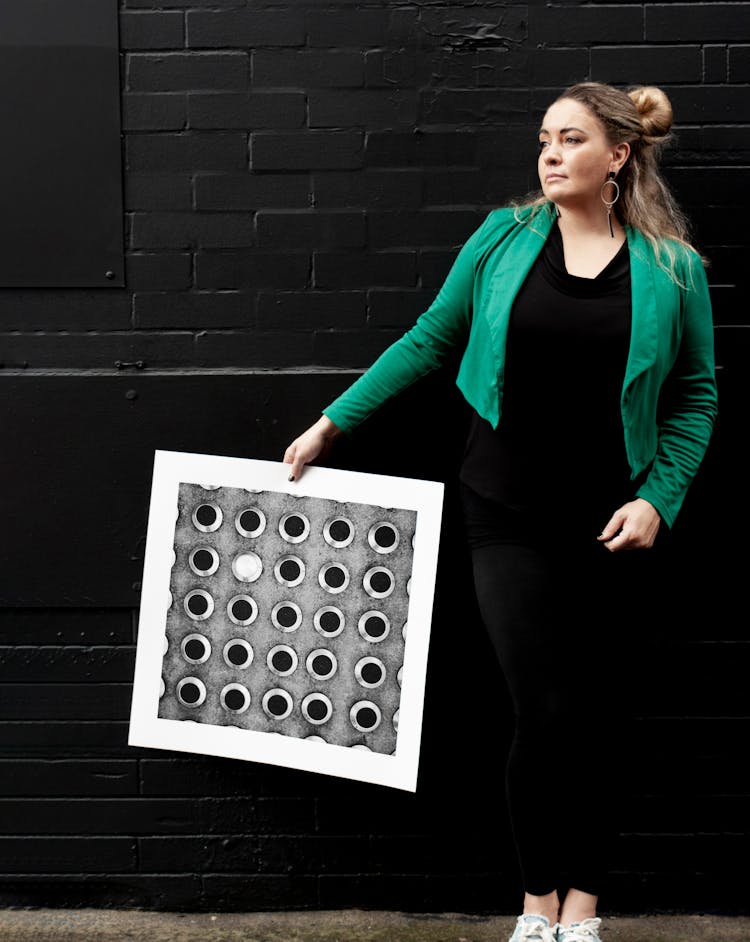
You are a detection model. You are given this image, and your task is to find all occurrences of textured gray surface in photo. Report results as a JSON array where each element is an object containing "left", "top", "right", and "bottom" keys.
[{"left": 158, "top": 483, "right": 418, "bottom": 755}]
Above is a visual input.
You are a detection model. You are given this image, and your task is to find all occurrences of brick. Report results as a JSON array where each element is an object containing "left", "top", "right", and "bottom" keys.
[
  {"left": 194, "top": 330, "right": 315, "bottom": 367},
  {"left": 195, "top": 251, "right": 310, "bottom": 291},
  {"left": 186, "top": 10, "right": 305, "bottom": 48},
  {"left": 476, "top": 47, "right": 531, "bottom": 87},
  {"left": 188, "top": 91, "right": 305, "bottom": 129},
  {"left": 307, "top": 8, "right": 417, "bottom": 47},
  {"left": 308, "top": 89, "right": 418, "bottom": 129},
  {"left": 126, "top": 252, "right": 192, "bottom": 291},
  {"left": 252, "top": 49, "right": 363, "bottom": 88},
  {"left": 256, "top": 290, "right": 366, "bottom": 330},
  {"left": 419, "top": 6, "right": 526, "bottom": 48},
  {"left": 125, "top": 173, "right": 192, "bottom": 211},
  {"left": 729, "top": 45, "right": 750, "bottom": 82},
  {"left": 365, "top": 129, "right": 477, "bottom": 167},
  {"left": 122, "top": 92, "right": 186, "bottom": 131},
  {"left": 312, "top": 169, "right": 422, "bottom": 210},
  {"left": 314, "top": 250, "right": 416, "bottom": 288},
  {"left": 255, "top": 210, "right": 365, "bottom": 250},
  {"left": 646, "top": 4, "right": 750, "bottom": 42},
  {"left": 127, "top": 52, "right": 248, "bottom": 92},
  {"left": 134, "top": 290, "right": 250, "bottom": 328},
  {"left": 131, "top": 211, "right": 254, "bottom": 249},
  {"left": 704, "top": 45, "right": 728, "bottom": 84},
  {"left": 531, "top": 48, "right": 590, "bottom": 86},
  {"left": 592, "top": 45, "right": 701, "bottom": 84},
  {"left": 420, "top": 87, "right": 529, "bottom": 125},
  {"left": 119, "top": 11, "right": 184, "bottom": 50},
  {"left": 367, "top": 289, "right": 439, "bottom": 328},
  {"left": 529, "top": 5, "right": 643, "bottom": 43},
  {"left": 312, "top": 327, "right": 403, "bottom": 367},
  {"left": 251, "top": 130, "right": 364, "bottom": 170},
  {"left": 195, "top": 172, "right": 311, "bottom": 210},
  {"left": 366, "top": 209, "right": 485, "bottom": 250},
  {"left": 126, "top": 132, "right": 247, "bottom": 171}
]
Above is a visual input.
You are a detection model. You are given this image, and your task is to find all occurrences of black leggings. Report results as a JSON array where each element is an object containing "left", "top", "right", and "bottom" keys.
[{"left": 458, "top": 478, "right": 665, "bottom": 898}]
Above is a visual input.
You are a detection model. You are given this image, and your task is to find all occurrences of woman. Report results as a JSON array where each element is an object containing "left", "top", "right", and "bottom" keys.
[{"left": 282, "top": 82, "right": 718, "bottom": 942}]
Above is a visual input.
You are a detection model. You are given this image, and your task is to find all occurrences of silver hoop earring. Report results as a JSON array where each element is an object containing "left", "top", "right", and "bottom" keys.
[{"left": 601, "top": 170, "right": 620, "bottom": 238}]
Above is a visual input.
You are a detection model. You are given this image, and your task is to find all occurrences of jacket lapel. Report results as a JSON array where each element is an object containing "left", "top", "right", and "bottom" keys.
[
  {"left": 483, "top": 203, "right": 555, "bottom": 367},
  {"left": 623, "top": 224, "right": 659, "bottom": 393}
]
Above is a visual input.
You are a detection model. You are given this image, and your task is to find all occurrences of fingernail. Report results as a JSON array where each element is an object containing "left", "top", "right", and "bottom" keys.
[{"left": 288, "top": 473, "right": 295, "bottom": 481}]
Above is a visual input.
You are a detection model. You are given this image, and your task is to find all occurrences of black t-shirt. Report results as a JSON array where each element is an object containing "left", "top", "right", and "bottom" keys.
[{"left": 459, "top": 218, "right": 649, "bottom": 512}]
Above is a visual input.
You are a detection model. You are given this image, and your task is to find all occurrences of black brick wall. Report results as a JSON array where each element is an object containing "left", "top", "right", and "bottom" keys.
[{"left": 0, "top": 0, "right": 747, "bottom": 916}]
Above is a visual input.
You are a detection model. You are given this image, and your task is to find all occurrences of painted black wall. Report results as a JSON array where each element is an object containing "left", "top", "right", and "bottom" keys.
[{"left": 0, "top": 0, "right": 747, "bottom": 916}]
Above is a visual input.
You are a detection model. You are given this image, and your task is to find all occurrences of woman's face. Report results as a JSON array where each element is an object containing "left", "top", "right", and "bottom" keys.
[{"left": 537, "top": 98, "right": 628, "bottom": 210}]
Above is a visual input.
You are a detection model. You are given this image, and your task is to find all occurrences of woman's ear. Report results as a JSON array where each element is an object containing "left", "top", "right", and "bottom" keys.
[{"left": 613, "top": 141, "right": 630, "bottom": 173}]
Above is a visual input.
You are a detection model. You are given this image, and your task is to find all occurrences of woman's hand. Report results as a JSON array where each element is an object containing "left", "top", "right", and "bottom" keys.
[
  {"left": 597, "top": 498, "right": 661, "bottom": 552},
  {"left": 283, "top": 415, "right": 344, "bottom": 482}
]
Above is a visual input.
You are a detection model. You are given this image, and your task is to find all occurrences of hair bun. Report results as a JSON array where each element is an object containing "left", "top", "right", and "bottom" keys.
[{"left": 627, "top": 85, "right": 673, "bottom": 144}]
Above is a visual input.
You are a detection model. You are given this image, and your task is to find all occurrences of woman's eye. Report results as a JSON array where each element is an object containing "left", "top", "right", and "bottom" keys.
[
  {"left": 537, "top": 141, "right": 548, "bottom": 151},
  {"left": 566, "top": 137, "right": 582, "bottom": 144}
]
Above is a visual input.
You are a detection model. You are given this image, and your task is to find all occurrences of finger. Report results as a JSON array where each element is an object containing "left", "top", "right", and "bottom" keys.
[
  {"left": 603, "top": 528, "right": 633, "bottom": 552},
  {"left": 598, "top": 513, "right": 624, "bottom": 541},
  {"left": 289, "top": 450, "right": 307, "bottom": 482}
]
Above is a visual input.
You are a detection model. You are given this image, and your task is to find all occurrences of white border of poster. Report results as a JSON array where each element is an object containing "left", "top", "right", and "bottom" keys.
[{"left": 128, "top": 449, "right": 444, "bottom": 792}]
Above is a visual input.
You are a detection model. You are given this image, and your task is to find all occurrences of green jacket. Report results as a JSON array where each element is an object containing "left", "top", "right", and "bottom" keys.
[{"left": 322, "top": 201, "right": 719, "bottom": 530}]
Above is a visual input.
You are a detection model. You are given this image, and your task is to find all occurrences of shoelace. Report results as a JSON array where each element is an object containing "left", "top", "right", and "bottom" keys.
[
  {"left": 558, "top": 916, "right": 602, "bottom": 941},
  {"left": 515, "top": 917, "right": 559, "bottom": 942}
]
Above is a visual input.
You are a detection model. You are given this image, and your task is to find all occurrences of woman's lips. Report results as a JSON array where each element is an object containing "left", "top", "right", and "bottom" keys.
[{"left": 545, "top": 174, "right": 566, "bottom": 181}]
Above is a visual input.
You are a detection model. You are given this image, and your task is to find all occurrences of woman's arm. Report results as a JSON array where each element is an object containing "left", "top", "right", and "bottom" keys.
[
  {"left": 320, "top": 213, "right": 492, "bottom": 434},
  {"left": 633, "top": 250, "right": 719, "bottom": 530}
]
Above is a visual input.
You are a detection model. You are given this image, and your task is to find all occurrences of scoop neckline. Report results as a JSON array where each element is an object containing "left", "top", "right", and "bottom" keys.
[{"left": 551, "top": 219, "right": 628, "bottom": 282}]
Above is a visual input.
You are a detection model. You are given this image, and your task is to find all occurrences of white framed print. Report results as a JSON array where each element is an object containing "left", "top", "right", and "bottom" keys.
[{"left": 128, "top": 449, "right": 444, "bottom": 792}]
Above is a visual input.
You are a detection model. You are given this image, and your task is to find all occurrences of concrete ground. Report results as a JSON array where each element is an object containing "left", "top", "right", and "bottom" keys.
[{"left": 0, "top": 909, "right": 749, "bottom": 941}]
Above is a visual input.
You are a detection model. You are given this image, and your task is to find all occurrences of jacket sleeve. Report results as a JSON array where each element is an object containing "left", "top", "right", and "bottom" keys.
[
  {"left": 634, "top": 249, "right": 719, "bottom": 530},
  {"left": 320, "top": 213, "right": 491, "bottom": 434}
]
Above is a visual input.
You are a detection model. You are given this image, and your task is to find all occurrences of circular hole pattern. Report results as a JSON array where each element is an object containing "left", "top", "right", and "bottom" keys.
[
  {"left": 305, "top": 648, "right": 337, "bottom": 681},
  {"left": 363, "top": 566, "right": 395, "bottom": 599},
  {"left": 279, "top": 512, "right": 310, "bottom": 544},
  {"left": 176, "top": 676, "right": 206, "bottom": 708},
  {"left": 223, "top": 638, "right": 253, "bottom": 669},
  {"left": 271, "top": 601, "right": 303, "bottom": 632},
  {"left": 262, "top": 687, "right": 293, "bottom": 720},
  {"left": 227, "top": 594, "right": 258, "bottom": 626},
  {"left": 350, "top": 699, "right": 381, "bottom": 733},
  {"left": 274, "top": 554, "right": 305, "bottom": 587},
  {"left": 189, "top": 546, "right": 219, "bottom": 577},
  {"left": 319, "top": 563, "right": 349, "bottom": 594},
  {"left": 192, "top": 502, "right": 223, "bottom": 533},
  {"left": 355, "top": 656, "right": 386, "bottom": 689},
  {"left": 236, "top": 506, "right": 266, "bottom": 538},
  {"left": 323, "top": 516, "right": 355, "bottom": 548},
  {"left": 183, "top": 589, "right": 214, "bottom": 621},
  {"left": 220, "top": 683, "right": 251, "bottom": 714},
  {"left": 267, "top": 644, "right": 298, "bottom": 676},
  {"left": 181, "top": 632, "right": 211, "bottom": 664},
  {"left": 358, "top": 610, "right": 390, "bottom": 643},
  {"left": 313, "top": 606, "right": 345, "bottom": 637},
  {"left": 368, "top": 521, "right": 399, "bottom": 554},
  {"left": 301, "top": 692, "right": 333, "bottom": 725}
]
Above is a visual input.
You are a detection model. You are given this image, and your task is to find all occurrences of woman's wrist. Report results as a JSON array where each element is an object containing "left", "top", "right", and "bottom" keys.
[{"left": 317, "top": 413, "right": 345, "bottom": 440}]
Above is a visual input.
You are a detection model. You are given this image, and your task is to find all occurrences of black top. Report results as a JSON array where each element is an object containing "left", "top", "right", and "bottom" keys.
[{"left": 459, "top": 218, "right": 647, "bottom": 512}]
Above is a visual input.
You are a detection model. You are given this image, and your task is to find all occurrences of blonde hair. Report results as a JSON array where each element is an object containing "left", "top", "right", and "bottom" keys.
[{"left": 510, "top": 81, "right": 705, "bottom": 288}]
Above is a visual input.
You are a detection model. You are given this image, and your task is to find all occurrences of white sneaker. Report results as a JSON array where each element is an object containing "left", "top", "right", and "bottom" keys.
[
  {"left": 557, "top": 916, "right": 603, "bottom": 942},
  {"left": 508, "top": 913, "right": 560, "bottom": 942}
]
